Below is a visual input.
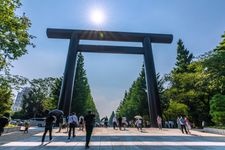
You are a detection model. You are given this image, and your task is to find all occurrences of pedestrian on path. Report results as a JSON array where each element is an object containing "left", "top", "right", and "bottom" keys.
[
  {"left": 79, "top": 115, "right": 84, "bottom": 131},
  {"left": 57, "top": 114, "right": 63, "bottom": 133},
  {"left": 0, "top": 113, "right": 9, "bottom": 136},
  {"left": 104, "top": 116, "right": 108, "bottom": 128},
  {"left": 84, "top": 110, "right": 95, "bottom": 149},
  {"left": 157, "top": 115, "right": 162, "bottom": 130},
  {"left": 122, "top": 117, "right": 128, "bottom": 130},
  {"left": 177, "top": 116, "right": 181, "bottom": 129},
  {"left": 135, "top": 119, "right": 143, "bottom": 132},
  {"left": 112, "top": 116, "right": 117, "bottom": 130},
  {"left": 24, "top": 121, "right": 30, "bottom": 134},
  {"left": 179, "top": 116, "right": 188, "bottom": 134},
  {"left": 184, "top": 116, "right": 191, "bottom": 134},
  {"left": 41, "top": 114, "right": 55, "bottom": 144},
  {"left": 118, "top": 116, "right": 122, "bottom": 130},
  {"left": 68, "top": 112, "right": 78, "bottom": 140}
]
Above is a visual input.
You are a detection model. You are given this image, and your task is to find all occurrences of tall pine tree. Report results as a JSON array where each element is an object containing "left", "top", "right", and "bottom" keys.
[
  {"left": 174, "top": 39, "right": 193, "bottom": 73},
  {"left": 71, "top": 53, "right": 99, "bottom": 119}
]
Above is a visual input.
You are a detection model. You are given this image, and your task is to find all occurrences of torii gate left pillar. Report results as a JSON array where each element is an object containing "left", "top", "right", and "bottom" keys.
[{"left": 47, "top": 28, "right": 173, "bottom": 127}]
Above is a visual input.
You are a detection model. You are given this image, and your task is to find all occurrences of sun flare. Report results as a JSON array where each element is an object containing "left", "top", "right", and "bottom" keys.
[{"left": 90, "top": 9, "right": 105, "bottom": 25}]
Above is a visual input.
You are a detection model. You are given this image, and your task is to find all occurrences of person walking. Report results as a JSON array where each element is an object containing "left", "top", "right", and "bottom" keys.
[
  {"left": 118, "top": 116, "right": 122, "bottom": 130},
  {"left": 104, "top": 116, "right": 108, "bottom": 128},
  {"left": 57, "top": 114, "right": 64, "bottom": 133},
  {"left": 0, "top": 113, "right": 9, "bottom": 136},
  {"left": 177, "top": 116, "right": 181, "bottom": 129},
  {"left": 179, "top": 116, "right": 188, "bottom": 134},
  {"left": 122, "top": 117, "right": 127, "bottom": 130},
  {"left": 68, "top": 112, "right": 78, "bottom": 140},
  {"left": 184, "top": 116, "right": 191, "bottom": 134},
  {"left": 157, "top": 115, "right": 162, "bottom": 130},
  {"left": 135, "top": 119, "right": 142, "bottom": 132},
  {"left": 24, "top": 121, "right": 30, "bottom": 134},
  {"left": 41, "top": 114, "right": 55, "bottom": 144},
  {"left": 112, "top": 116, "right": 117, "bottom": 130},
  {"left": 84, "top": 110, "right": 95, "bottom": 149},
  {"left": 79, "top": 115, "right": 84, "bottom": 131}
]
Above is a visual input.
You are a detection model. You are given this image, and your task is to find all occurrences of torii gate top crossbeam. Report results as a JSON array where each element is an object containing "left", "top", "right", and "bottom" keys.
[{"left": 47, "top": 28, "right": 173, "bottom": 43}]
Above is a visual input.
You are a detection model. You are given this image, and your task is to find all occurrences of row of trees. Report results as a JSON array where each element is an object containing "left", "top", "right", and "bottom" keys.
[
  {"left": 116, "top": 66, "right": 149, "bottom": 121},
  {"left": 116, "top": 33, "right": 225, "bottom": 127},
  {"left": 14, "top": 53, "right": 100, "bottom": 120},
  {"left": 164, "top": 35, "right": 225, "bottom": 126}
]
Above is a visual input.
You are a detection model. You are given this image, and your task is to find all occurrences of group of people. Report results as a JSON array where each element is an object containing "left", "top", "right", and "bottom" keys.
[
  {"left": 41, "top": 110, "right": 95, "bottom": 149},
  {"left": 157, "top": 115, "right": 192, "bottom": 134},
  {"left": 111, "top": 116, "right": 145, "bottom": 132},
  {"left": 1, "top": 111, "right": 192, "bottom": 149},
  {"left": 177, "top": 116, "right": 191, "bottom": 134},
  {"left": 112, "top": 116, "right": 128, "bottom": 130}
]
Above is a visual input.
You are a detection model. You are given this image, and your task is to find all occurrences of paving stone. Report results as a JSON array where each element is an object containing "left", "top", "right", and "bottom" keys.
[{"left": 1, "top": 127, "right": 225, "bottom": 150}]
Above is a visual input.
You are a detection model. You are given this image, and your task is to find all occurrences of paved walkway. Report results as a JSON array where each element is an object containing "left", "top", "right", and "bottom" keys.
[{"left": 1, "top": 127, "right": 225, "bottom": 149}]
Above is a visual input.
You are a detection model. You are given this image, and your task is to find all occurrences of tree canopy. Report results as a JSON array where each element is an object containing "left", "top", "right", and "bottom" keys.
[
  {"left": 0, "top": 0, "right": 33, "bottom": 116},
  {"left": 0, "top": 0, "right": 34, "bottom": 71},
  {"left": 116, "top": 66, "right": 149, "bottom": 121},
  {"left": 210, "top": 94, "right": 225, "bottom": 126}
]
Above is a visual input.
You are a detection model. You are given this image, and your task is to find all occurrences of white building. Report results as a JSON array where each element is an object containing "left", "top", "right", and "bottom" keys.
[{"left": 13, "top": 87, "right": 31, "bottom": 112}]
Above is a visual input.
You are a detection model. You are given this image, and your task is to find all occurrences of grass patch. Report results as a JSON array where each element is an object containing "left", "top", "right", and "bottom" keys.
[{"left": 5, "top": 124, "right": 17, "bottom": 128}]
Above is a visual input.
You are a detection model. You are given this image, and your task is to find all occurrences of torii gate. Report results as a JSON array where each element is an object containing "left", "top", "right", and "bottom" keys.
[{"left": 47, "top": 28, "right": 173, "bottom": 127}]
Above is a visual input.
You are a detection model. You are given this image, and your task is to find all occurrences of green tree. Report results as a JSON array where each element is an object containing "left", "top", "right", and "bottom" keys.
[
  {"left": 0, "top": 0, "right": 34, "bottom": 71},
  {"left": 116, "top": 66, "right": 149, "bottom": 120},
  {"left": 210, "top": 94, "right": 225, "bottom": 126},
  {"left": 164, "top": 60, "right": 213, "bottom": 126},
  {"left": 30, "top": 77, "right": 57, "bottom": 97},
  {"left": 204, "top": 33, "right": 225, "bottom": 95},
  {"left": 21, "top": 88, "right": 45, "bottom": 119},
  {"left": 164, "top": 101, "right": 188, "bottom": 120},
  {"left": 0, "top": 0, "right": 33, "bottom": 116},
  {"left": 173, "top": 39, "right": 193, "bottom": 74},
  {"left": 163, "top": 39, "right": 212, "bottom": 126},
  {"left": 15, "top": 77, "right": 59, "bottom": 119},
  {"left": 0, "top": 83, "right": 12, "bottom": 116},
  {"left": 29, "top": 77, "right": 59, "bottom": 111},
  {"left": 157, "top": 73, "right": 169, "bottom": 114},
  {"left": 50, "top": 77, "right": 62, "bottom": 107},
  {"left": 71, "top": 53, "right": 99, "bottom": 120}
]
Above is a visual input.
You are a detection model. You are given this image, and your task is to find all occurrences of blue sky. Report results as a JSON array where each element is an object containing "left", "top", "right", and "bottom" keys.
[{"left": 12, "top": 0, "right": 225, "bottom": 118}]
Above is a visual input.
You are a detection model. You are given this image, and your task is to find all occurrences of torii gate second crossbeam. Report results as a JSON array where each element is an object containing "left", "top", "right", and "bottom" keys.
[{"left": 47, "top": 28, "right": 173, "bottom": 127}]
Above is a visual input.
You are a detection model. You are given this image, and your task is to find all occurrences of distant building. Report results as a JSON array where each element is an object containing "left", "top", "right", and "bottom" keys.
[{"left": 13, "top": 87, "right": 31, "bottom": 112}]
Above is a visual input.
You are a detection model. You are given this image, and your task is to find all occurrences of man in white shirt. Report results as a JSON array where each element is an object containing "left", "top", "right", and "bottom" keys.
[{"left": 68, "top": 112, "right": 79, "bottom": 140}]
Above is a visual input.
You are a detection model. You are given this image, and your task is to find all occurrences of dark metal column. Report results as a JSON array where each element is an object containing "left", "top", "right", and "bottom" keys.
[
  {"left": 58, "top": 33, "right": 79, "bottom": 116},
  {"left": 143, "top": 37, "right": 161, "bottom": 127}
]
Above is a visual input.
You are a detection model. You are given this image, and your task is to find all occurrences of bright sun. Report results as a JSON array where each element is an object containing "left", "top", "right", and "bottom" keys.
[{"left": 90, "top": 9, "right": 105, "bottom": 25}]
